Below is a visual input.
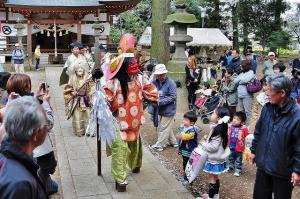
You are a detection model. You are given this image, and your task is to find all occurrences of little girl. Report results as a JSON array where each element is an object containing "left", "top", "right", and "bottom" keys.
[{"left": 200, "top": 107, "right": 230, "bottom": 199}]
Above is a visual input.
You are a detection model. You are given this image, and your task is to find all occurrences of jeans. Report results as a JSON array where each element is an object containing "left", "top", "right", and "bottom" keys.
[
  {"left": 227, "top": 106, "right": 237, "bottom": 119},
  {"left": 253, "top": 169, "right": 293, "bottom": 199},
  {"left": 229, "top": 149, "right": 243, "bottom": 172},
  {"left": 186, "top": 84, "right": 198, "bottom": 107},
  {"left": 182, "top": 156, "right": 189, "bottom": 180},
  {"left": 36, "top": 58, "right": 40, "bottom": 69}
]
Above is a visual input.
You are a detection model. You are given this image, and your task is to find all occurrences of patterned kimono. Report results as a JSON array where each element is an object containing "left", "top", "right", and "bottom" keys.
[
  {"left": 104, "top": 76, "right": 158, "bottom": 182},
  {"left": 64, "top": 77, "right": 95, "bottom": 136}
]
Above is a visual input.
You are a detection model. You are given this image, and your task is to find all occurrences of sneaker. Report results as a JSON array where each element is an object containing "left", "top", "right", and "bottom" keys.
[
  {"left": 234, "top": 171, "right": 240, "bottom": 177},
  {"left": 171, "top": 144, "right": 178, "bottom": 148},
  {"left": 149, "top": 144, "right": 163, "bottom": 151},
  {"left": 228, "top": 167, "right": 234, "bottom": 173},
  {"left": 213, "top": 194, "right": 220, "bottom": 199},
  {"left": 47, "top": 179, "right": 58, "bottom": 195}
]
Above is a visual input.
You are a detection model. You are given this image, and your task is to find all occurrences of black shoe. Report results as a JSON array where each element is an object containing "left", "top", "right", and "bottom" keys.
[{"left": 132, "top": 167, "right": 140, "bottom": 173}]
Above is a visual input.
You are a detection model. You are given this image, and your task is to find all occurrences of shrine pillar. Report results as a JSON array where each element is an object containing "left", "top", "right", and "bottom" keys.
[
  {"left": 27, "top": 20, "right": 32, "bottom": 61},
  {"left": 77, "top": 20, "right": 82, "bottom": 43}
]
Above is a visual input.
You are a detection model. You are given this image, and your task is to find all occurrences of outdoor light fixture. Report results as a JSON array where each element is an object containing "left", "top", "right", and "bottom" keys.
[
  {"left": 41, "top": 29, "right": 44, "bottom": 34},
  {"left": 47, "top": 31, "right": 50, "bottom": 37},
  {"left": 59, "top": 31, "right": 62, "bottom": 36}
]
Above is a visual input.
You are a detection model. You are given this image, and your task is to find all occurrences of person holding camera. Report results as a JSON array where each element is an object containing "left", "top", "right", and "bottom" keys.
[{"left": 1, "top": 73, "right": 58, "bottom": 195}]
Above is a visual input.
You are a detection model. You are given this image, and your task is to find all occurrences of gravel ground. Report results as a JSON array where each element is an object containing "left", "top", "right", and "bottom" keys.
[{"left": 140, "top": 61, "right": 300, "bottom": 199}]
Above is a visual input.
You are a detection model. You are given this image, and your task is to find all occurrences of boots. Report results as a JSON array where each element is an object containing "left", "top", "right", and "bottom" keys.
[
  {"left": 132, "top": 167, "right": 140, "bottom": 173},
  {"left": 115, "top": 180, "right": 128, "bottom": 192},
  {"left": 208, "top": 183, "right": 219, "bottom": 199}
]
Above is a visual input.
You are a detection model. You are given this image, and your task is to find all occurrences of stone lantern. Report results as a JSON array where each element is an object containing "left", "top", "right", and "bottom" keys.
[
  {"left": 14, "top": 18, "right": 25, "bottom": 45},
  {"left": 164, "top": 0, "right": 198, "bottom": 61},
  {"left": 92, "top": 18, "right": 104, "bottom": 46},
  {"left": 92, "top": 18, "right": 105, "bottom": 69}
]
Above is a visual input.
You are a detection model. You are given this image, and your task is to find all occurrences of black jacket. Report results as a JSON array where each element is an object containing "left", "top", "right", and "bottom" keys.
[
  {"left": 292, "top": 58, "right": 300, "bottom": 72},
  {"left": 0, "top": 140, "right": 48, "bottom": 199},
  {"left": 251, "top": 99, "right": 300, "bottom": 179},
  {"left": 226, "top": 57, "right": 241, "bottom": 74},
  {"left": 185, "top": 66, "right": 200, "bottom": 86}
]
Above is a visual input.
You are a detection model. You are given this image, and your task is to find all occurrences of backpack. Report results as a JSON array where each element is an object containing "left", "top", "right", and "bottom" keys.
[{"left": 247, "top": 78, "right": 262, "bottom": 94}]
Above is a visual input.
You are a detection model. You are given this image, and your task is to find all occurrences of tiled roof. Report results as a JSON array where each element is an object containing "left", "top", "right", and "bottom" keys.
[{"left": 6, "top": 0, "right": 100, "bottom": 6}]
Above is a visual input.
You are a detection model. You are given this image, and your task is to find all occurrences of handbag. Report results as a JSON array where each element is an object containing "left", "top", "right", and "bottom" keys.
[
  {"left": 185, "top": 145, "right": 208, "bottom": 183},
  {"left": 246, "top": 78, "right": 262, "bottom": 94}
]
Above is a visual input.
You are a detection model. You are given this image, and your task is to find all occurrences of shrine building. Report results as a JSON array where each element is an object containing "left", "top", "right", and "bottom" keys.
[{"left": 0, "top": 0, "right": 139, "bottom": 63}]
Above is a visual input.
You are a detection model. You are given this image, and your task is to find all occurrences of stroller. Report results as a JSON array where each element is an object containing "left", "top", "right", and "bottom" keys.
[{"left": 194, "top": 92, "right": 225, "bottom": 124}]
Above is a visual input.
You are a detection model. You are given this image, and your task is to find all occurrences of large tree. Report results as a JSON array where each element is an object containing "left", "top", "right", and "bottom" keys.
[
  {"left": 109, "top": 0, "right": 152, "bottom": 43},
  {"left": 267, "top": 30, "right": 291, "bottom": 56},
  {"left": 151, "top": 0, "right": 171, "bottom": 65}
]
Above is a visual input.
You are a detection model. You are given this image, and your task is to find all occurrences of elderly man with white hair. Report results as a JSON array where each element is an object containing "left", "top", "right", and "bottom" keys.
[
  {"left": 0, "top": 96, "right": 48, "bottom": 199},
  {"left": 250, "top": 74, "right": 300, "bottom": 199},
  {"left": 263, "top": 52, "right": 278, "bottom": 77},
  {"left": 149, "top": 64, "right": 178, "bottom": 151}
]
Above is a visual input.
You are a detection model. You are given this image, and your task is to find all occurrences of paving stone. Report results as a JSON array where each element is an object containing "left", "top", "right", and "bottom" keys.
[
  {"left": 65, "top": 145, "right": 93, "bottom": 160},
  {"left": 142, "top": 190, "right": 194, "bottom": 199},
  {"left": 106, "top": 181, "right": 144, "bottom": 199},
  {"left": 69, "top": 158, "right": 97, "bottom": 176},
  {"left": 43, "top": 67, "right": 194, "bottom": 199},
  {"left": 78, "top": 194, "right": 112, "bottom": 199},
  {"left": 73, "top": 174, "right": 109, "bottom": 197}
]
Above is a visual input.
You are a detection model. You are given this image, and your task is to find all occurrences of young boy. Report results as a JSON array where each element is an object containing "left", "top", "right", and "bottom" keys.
[
  {"left": 273, "top": 62, "right": 286, "bottom": 75},
  {"left": 256, "top": 77, "right": 269, "bottom": 107},
  {"left": 228, "top": 111, "right": 249, "bottom": 177},
  {"left": 177, "top": 111, "right": 200, "bottom": 183}
]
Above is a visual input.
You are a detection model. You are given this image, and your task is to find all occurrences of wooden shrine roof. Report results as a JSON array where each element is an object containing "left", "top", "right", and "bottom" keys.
[{"left": 2, "top": 0, "right": 140, "bottom": 15}]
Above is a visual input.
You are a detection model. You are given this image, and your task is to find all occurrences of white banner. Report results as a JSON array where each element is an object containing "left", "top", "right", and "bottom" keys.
[
  {"left": 70, "top": 23, "right": 110, "bottom": 36},
  {"left": 0, "top": 23, "right": 110, "bottom": 37}
]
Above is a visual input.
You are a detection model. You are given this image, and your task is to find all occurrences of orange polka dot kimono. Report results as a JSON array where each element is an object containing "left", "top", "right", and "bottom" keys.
[{"left": 104, "top": 78, "right": 159, "bottom": 141}]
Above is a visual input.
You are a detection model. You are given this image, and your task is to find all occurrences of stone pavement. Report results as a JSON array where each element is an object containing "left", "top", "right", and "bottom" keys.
[{"left": 40, "top": 67, "right": 194, "bottom": 199}]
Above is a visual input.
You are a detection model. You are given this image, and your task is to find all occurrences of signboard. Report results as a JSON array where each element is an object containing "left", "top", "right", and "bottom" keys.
[
  {"left": 0, "top": 23, "right": 110, "bottom": 37},
  {"left": 70, "top": 23, "right": 110, "bottom": 36},
  {"left": 0, "top": 56, "right": 5, "bottom": 64}
]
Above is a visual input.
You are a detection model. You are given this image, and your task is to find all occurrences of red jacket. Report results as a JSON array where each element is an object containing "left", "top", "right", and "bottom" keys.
[{"left": 228, "top": 125, "right": 249, "bottom": 153}]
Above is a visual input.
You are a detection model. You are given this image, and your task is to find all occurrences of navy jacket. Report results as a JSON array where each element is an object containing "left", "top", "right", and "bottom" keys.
[
  {"left": 292, "top": 58, "right": 300, "bottom": 72},
  {"left": 251, "top": 99, "right": 300, "bottom": 179},
  {"left": 226, "top": 57, "right": 241, "bottom": 74},
  {"left": 0, "top": 140, "right": 48, "bottom": 199},
  {"left": 152, "top": 77, "right": 177, "bottom": 117}
]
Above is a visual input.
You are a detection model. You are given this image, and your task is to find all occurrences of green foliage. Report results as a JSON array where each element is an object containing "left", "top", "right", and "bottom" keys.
[
  {"left": 109, "top": 0, "right": 152, "bottom": 43},
  {"left": 267, "top": 30, "right": 291, "bottom": 55},
  {"left": 109, "top": 26, "right": 123, "bottom": 43}
]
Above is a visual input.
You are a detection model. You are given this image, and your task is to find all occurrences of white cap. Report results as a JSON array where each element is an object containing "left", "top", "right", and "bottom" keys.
[
  {"left": 15, "top": 43, "right": 20, "bottom": 47},
  {"left": 153, "top": 64, "right": 168, "bottom": 75},
  {"left": 268, "top": 52, "right": 275, "bottom": 56}
]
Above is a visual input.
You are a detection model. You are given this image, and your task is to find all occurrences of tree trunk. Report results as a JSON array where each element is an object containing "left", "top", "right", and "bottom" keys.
[
  {"left": 151, "top": 0, "right": 170, "bottom": 65},
  {"left": 274, "top": 0, "right": 283, "bottom": 31},
  {"left": 232, "top": 4, "right": 239, "bottom": 50},
  {"left": 213, "top": 0, "right": 221, "bottom": 28},
  {"left": 242, "top": 25, "right": 250, "bottom": 51}
]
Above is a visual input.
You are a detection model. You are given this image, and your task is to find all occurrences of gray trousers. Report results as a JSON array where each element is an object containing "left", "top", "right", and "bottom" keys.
[
  {"left": 237, "top": 96, "right": 253, "bottom": 126},
  {"left": 154, "top": 116, "right": 177, "bottom": 148}
]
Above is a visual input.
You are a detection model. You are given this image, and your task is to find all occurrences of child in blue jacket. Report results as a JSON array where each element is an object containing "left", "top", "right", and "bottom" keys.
[{"left": 177, "top": 111, "right": 201, "bottom": 183}]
